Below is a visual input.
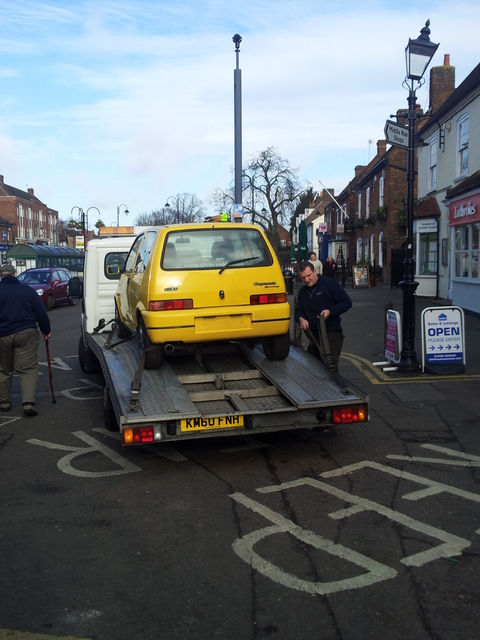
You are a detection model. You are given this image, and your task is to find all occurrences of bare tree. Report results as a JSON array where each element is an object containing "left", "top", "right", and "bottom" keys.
[
  {"left": 135, "top": 193, "right": 206, "bottom": 226},
  {"left": 211, "top": 147, "right": 307, "bottom": 251}
]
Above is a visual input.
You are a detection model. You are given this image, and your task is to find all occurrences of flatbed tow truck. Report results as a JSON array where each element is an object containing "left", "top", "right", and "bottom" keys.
[{"left": 72, "top": 227, "right": 369, "bottom": 446}]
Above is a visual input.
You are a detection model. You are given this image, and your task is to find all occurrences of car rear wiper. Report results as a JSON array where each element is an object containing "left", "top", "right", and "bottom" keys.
[{"left": 219, "top": 256, "right": 260, "bottom": 274}]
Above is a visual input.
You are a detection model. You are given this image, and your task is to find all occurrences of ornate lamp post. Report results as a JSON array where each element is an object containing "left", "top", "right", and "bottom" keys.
[
  {"left": 398, "top": 21, "right": 439, "bottom": 371},
  {"left": 164, "top": 196, "right": 179, "bottom": 223},
  {"left": 116, "top": 204, "right": 129, "bottom": 227}
]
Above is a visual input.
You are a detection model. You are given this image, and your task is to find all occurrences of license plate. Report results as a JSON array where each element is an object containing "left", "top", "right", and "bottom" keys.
[
  {"left": 180, "top": 414, "right": 244, "bottom": 432},
  {"left": 195, "top": 314, "right": 251, "bottom": 333}
]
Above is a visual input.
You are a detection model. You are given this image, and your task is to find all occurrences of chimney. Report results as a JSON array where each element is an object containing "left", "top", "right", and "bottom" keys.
[
  {"left": 28, "top": 187, "right": 34, "bottom": 196},
  {"left": 430, "top": 54, "right": 455, "bottom": 113},
  {"left": 0, "top": 175, "right": 4, "bottom": 184},
  {"left": 354, "top": 165, "right": 366, "bottom": 178},
  {"left": 376, "top": 140, "right": 387, "bottom": 156}
]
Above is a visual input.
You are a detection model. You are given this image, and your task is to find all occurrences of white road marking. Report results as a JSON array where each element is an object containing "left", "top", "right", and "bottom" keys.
[
  {"left": 387, "top": 444, "right": 480, "bottom": 467},
  {"left": 321, "top": 459, "right": 480, "bottom": 505},
  {"left": 258, "top": 477, "right": 470, "bottom": 566},
  {"left": 27, "top": 430, "right": 141, "bottom": 477},
  {"left": 38, "top": 357, "right": 71, "bottom": 371},
  {"left": 231, "top": 491, "right": 397, "bottom": 595},
  {"left": 61, "top": 378, "right": 103, "bottom": 400}
]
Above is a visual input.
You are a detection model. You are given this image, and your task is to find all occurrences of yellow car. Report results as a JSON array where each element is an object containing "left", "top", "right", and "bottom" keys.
[{"left": 115, "top": 223, "right": 291, "bottom": 368}]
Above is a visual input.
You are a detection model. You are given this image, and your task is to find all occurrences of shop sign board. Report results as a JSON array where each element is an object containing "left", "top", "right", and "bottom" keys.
[
  {"left": 385, "top": 310, "right": 402, "bottom": 363},
  {"left": 421, "top": 306, "right": 465, "bottom": 374}
]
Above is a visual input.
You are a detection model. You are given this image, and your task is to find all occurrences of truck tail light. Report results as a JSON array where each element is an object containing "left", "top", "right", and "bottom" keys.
[
  {"left": 332, "top": 405, "right": 368, "bottom": 424},
  {"left": 149, "top": 299, "right": 193, "bottom": 311},
  {"left": 250, "top": 293, "right": 287, "bottom": 305},
  {"left": 123, "top": 425, "right": 154, "bottom": 444}
]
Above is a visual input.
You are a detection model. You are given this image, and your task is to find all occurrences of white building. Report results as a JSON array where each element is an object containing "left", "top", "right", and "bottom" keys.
[{"left": 416, "top": 57, "right": 480, "bottom": 313}]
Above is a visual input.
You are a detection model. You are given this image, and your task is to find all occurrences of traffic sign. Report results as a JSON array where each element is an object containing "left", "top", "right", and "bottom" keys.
[{"left": 384, "top": 120, "right": 409, "bottom": 149}]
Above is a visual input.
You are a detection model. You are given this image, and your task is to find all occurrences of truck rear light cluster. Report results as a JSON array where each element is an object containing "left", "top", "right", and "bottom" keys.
[
  {"left": 123, "top": 425, "right": 155, "bottom": 444},
  {"left": 332, "top": 405, "right": 368, "bottom": 424},
  {"left": 149, "top": 299, "right": 193, "bottom": 311},
  {"left": 250, "top": 293, "right": 287, "bottom": 305}
]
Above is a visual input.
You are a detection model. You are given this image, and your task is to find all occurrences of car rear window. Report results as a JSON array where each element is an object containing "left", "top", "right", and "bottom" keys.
[{"left": 161, "top": 228, "right": 273, "bottom": 271}]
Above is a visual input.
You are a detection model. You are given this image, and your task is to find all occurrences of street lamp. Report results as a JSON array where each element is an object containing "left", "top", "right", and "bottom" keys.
[
  {"left": 116, "top": 204, "right": 129, "bottom": 227},
  {"left": 87, "top": 207, "right": 101, "bottom": 242},
  {"left": 399, "top": 21, "right": 439, "bottom": 371},
  {"left": 233, "top": 34, "right": 242, "bottom": 208},
  {"left": 71, "top": 206, "right": 85, "bottom": 251},
  {"left": 164, "top": 196, "right": 179, "bottom": 223}
]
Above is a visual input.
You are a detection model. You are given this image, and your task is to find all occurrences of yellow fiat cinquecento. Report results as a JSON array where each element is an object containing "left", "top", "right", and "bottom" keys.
[{"left": 114, "top": 223, "right": 291, "bottom": 368}]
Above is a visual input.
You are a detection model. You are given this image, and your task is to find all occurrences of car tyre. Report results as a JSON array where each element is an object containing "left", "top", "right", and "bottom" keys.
[
  {"left": 262, "top": 331, "right": 291, "bottom": 361},
  {"left": 78, "top": 334, "right": 101, "bottom": 373},
  {"left": 115, "top": 300, "right": 131, "bottom": 339},
  {"left": 46, "top": 295, "right": 54, "bottom": 311},
  {"left": 103, "top": 386, "right": 119, "bottom": 432},
  {"left": 136, "top": 317, "right": 164, "bottom": 370}
]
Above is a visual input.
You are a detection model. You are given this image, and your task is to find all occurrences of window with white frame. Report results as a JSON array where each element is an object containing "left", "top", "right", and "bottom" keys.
[
  {"left": 457, "top": 114, "right": 469, "bottom": 177},
  {"left": 378, "top": 231, "right": 384, "bottom": 268},
  {"left": 366, "top": 187, "right": 370, "bottom": 216},
  {"left": 428, "top": 138, "right": 437, "bottom": 191},
  {"left": 419, "top": 232, "right": 437, "bottom": 275},
  {"left": 454, "top": 223, "right": 479, "bottom": 279},
  {"left": 379, "top": 176, "right": 384, "bottom": 207},
  {"left": 356, "top": 237, "right": 363, "bottom": 262},
  {"left": 357, "top": 193, "right": 362, "bottom": 218}
]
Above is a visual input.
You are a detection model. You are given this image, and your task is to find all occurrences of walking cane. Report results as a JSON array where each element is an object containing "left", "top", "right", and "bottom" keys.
[{"left": 45, "top": 338, "right": 56, "bottom": 404}]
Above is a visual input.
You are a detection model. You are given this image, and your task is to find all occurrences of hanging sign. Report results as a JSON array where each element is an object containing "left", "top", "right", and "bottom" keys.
[{"left": 421, "top": 306, "right": 465, "bottom": 374}]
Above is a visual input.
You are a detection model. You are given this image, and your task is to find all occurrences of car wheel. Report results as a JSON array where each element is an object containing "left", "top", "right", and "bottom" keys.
[
  {"left": 78, "top": 335, "right": 101, "bottom": 373},
  {"left": 103, "top": 386, "right": 119, "bottom": 432},
  {"left": 136, "top": 317, "right": 163, "bottom": 370},
  {"left": 115, "top": 300, "right": 131, "bottom": 339},
  {"left": 46, "top": 295, "right": 54, "bottom": 311},
  {"left": 262, "top": 331, "right": 291, "bottom": 361}
]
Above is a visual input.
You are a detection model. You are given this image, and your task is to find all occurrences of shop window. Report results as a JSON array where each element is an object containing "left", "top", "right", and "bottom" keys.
[
  {"left": 454, "top": 224, "right": 479, "bottom": 279},
  {"left": 419, "top": 232, "right": 437, "bottom": 275}
]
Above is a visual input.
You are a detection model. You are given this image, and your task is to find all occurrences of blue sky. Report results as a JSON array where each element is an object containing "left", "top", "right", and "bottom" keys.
[{"left": 0, "top": 0, "right": 479, "bottom": 226}]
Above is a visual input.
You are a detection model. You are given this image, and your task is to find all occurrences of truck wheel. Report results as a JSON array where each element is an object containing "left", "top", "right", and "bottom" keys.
[
  {"left": 137, "top": 317, "right": 164, "bottom": 370},
  {"left": 46, "top": 295, "right": 54, "bottom": 311},
  {"left": 115, "top": 300, "right": 131, "bottom": 339},
  {"left": 78, "top": 335, "right": 101, "bottom": 373},
  {"left": 103, "top": 386, "right": 118, "bottom": 432},
  {"left": 262, "top": 331, "right": 291, "bottom": 361}
]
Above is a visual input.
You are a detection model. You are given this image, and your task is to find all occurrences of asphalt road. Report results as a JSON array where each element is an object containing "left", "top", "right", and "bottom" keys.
[{"left": 1, "top": 288, "right": 480, "bottom": 640}]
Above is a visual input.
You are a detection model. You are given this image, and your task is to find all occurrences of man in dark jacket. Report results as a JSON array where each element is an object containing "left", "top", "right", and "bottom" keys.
[
  {"left": 0, "top": 264, "right": 51, "bottom": 416},
  {"left": 294, "top": 261, "right": 352, "bottom": 370}
]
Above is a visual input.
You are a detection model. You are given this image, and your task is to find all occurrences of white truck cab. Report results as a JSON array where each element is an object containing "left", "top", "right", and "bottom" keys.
[{"left": 80, "top": 227, "right": 150, "bottom": 334}]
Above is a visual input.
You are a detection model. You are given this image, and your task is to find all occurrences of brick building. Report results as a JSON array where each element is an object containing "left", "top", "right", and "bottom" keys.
[
  {"left": 323, "top": 138, "right": 410, "bottom": 284},
  {"left": 0, "top": 175, "right": 59, "bottom": 260}
]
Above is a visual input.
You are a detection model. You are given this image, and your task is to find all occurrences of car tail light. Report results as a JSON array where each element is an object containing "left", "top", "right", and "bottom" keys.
[
  {"left": 123, "top": 426, "right": 155, "bottom": 444},
  {"left": 331, "top": 405, "right": 368, "bottom": 424},
  {"left": 149, "top": 299, "right": 193, "bottom": 311},
  {"left": 250, "top": 293, "right": 287, "bottom": 305}
]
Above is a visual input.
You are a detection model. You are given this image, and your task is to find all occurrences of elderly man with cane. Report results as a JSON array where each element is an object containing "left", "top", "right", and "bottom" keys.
[{"left": 0, "top": 264, "right": 51, "bottom": 416}]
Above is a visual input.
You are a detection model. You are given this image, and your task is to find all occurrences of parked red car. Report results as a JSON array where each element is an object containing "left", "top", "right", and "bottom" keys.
[{"left": 17, "top": 267, "right": 77, "bottom": 310}]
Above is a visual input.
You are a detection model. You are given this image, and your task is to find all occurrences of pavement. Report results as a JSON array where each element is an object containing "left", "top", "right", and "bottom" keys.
[{"left": 287, "top": 281, "right": 480, "bottom": 455}]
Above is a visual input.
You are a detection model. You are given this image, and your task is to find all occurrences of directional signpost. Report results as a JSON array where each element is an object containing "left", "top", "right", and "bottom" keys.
[
  {"left": 384, "top": 120, "right": 409, "bottom": 149},
  {"left": 421, "top": 306, "right": 465, "bottom": 374}
]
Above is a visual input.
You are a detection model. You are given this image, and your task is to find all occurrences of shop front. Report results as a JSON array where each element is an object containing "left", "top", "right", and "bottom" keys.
[
  {"left": 414, "top": 218, "right": 439, "bottom": 297},
  {"left": 448, "top": 191, "right": 480, "bottom": 314}
]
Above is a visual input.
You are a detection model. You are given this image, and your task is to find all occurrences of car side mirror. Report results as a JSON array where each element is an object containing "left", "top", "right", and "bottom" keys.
[
  {"left": 68, "top": 276, "right": 83, "bottom": 299},
  {"left": 106, "top": 266, "right": 121, "bottom": 276}
]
